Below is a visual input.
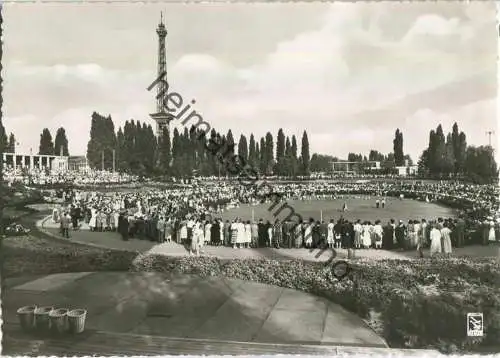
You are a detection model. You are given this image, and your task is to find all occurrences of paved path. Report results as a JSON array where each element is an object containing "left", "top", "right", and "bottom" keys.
[
  {"left": 40, "top": 216, "right": 500, "bottom": 261},
  {"left": 4, "top": 272, "right": 394, "bottom": 355},
  {"left": 39, "top": 216, "right": 407, "bottom": 260}
]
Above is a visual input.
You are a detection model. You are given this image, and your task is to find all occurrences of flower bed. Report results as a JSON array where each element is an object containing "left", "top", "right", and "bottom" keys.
[{"left": 4, "top": 235, "right": 499, "bottom": 353}]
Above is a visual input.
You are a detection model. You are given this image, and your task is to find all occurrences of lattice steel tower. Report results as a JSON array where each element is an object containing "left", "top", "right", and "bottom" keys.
[{"left": 150, "top": 12, "right": 173, "bottom": 137}]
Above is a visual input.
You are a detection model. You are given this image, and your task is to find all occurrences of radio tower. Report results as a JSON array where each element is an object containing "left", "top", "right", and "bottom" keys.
[
  {"left": 486, "top": 130, "right": 495, "bottom": 147},
  {"left": 150, "top": 12, "right": 173, "bottom": 137}
]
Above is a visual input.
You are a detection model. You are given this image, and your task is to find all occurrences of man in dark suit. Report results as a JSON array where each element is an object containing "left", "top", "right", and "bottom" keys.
[
  {"left": 455, "top": 218, "right": 465, "bottom": 248},
  {"left": 120, "top": 214, "right": 129, "bottom": 241},
  {"left": 257, "top": 219, "right": 266, "bottom": 248},
  {"left": 395, "top": 220, "right": 406, "bottom": 250},
  {"left": 383, "top": 220, "right": 394, "bottom": 250},
  {"left": 319, "top": 220, "right": 328, "bottom": 249}
]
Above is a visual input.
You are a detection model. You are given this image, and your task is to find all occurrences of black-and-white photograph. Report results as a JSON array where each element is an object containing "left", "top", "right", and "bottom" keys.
[{"left": 1, "top": 2, "right": 499, "bottom": 356}]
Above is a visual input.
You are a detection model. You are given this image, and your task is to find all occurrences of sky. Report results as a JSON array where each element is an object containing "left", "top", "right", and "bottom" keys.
[{"left": 3, "top": 1, "right": 498, "bottom": 162}]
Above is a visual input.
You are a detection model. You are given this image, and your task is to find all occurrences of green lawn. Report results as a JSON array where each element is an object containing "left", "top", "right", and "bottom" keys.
[{"left": 221, "top": 197, "right": 456, "bottom": 223}]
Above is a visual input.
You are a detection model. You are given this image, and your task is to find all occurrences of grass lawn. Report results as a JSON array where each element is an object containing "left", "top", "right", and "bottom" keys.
[{"left": 221, "top": 197, "right": 456, "bottom": 223}]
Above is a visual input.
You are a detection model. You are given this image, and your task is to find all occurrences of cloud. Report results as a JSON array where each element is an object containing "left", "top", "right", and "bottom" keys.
[{"left": 3, "top": 2, "right": 496, "bottom": 160}]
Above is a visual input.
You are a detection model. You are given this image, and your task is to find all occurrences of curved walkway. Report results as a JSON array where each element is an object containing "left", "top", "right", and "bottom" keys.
[
  {"left": 3, "top": 272, "right": 396, "bottom": 355},
  {"left": 39, "top": 216, "right": 500, "bottom": 260},
  {"left": 38, "top": 216, "right": 409, "bottom": 260}
]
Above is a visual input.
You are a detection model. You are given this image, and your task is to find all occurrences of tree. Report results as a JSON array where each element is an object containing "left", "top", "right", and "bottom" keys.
[
  {"left": 264, "top": 132, "right": 274, "bottom": 175},
  {"left": 442, "top": 133, "right": 455, "bottom": 176},
  {"left": 368, "top": 150, "right": 385, "bottom": 162},
  {"left": 457, "top": 131, "right": 467, "bottom": 175},
  {"left": 284, "top": 136, "right": 292, "bottom": 176},
  {"left": 465, "top": 145, "right": 498, "bottom": 184},
  {"left": 255, "top": 142, "right": 260, "bottom": 173},
  {"left": 7, "top": 133, "right": 15, "bottom": 153},
  {"left": 54, "top": 127, "right": 69, "bottom": 156},
  {"left": 0, "top": 121, "right": 7, "bottom": 153},
  {"left": 259, "top": 137, "right": 266, "bottom": 174},
  {"left": 39, "top": 128, "right": 54, "bottom": 155},
  {"left": 248, "top": 134, "right": 256, "bottom": 169},
  {"left": 276, "top": 129, "right": 285, "bottom": 175},
  {"left": 300, "top": 130, "right": 310, "bottom": 176},
  {"left": 434, "top": 124, "right": 446, "bottom": 176},
  {"left": 291, "top": 135, "right": 298, "bottom": 177},
  {"left": 393, "top": 129, "right": 404, "bottom": 166},
  {"left": 238, "top": 134, "right": 248, "bottom": 164}
]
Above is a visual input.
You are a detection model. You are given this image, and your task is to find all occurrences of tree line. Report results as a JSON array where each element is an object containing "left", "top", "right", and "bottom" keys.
[
  {"left": 418, "top": 123, "right": 497, "bottom": 183},
  {"left": 86, "top": 112, "right": 313, "bottom": 177}
]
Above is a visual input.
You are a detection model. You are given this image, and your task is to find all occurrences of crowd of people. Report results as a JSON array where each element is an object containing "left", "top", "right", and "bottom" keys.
[
  {"left": 4, "top": 166, "right": 138, "bottom": 186},
  {"left": 49, "top": 178, "right": 500, "bottom": 257}
]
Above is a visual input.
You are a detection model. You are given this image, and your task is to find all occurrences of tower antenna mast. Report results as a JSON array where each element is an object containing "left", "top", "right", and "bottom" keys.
[
  {"left": 486, "top": 130, "right": 495, "bottom": 147},
  {"left": 150, "top": 11, "right": 173, "bottom": 137}
]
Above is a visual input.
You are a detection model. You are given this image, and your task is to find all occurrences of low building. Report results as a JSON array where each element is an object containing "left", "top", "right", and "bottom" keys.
[
  {"left": 395, "top": 165, "right": 418, "bottom": 177},
  {"left": 3, "top": 152, "right": 64, "bottom": 172}
]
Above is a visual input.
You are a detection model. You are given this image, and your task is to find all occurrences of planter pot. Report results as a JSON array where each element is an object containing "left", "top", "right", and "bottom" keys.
[
  {"left": 17, "top": 305, "right": 37, "bottom": 332},
  {"left": 34, "top": 306, "right": 53, "bottom": 332},
  {"left": 67, "top": 309, "right": 87, "bottom": 334},
  {"left": 49, "top": 308, "right": 69, "bottom": 334}
]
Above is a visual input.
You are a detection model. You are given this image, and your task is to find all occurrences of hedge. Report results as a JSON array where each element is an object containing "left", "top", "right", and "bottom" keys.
[{"left": 3, "top": 240, "right": 499, "bottom": 353}]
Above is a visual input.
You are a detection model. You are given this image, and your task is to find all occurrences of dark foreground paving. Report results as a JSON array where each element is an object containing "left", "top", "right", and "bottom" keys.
[
  {"left": 3, "top": 272, "right": 394, "bottom": 355},
  {"left": 3, "top": 323, "right": 440, "bottom": 356}
]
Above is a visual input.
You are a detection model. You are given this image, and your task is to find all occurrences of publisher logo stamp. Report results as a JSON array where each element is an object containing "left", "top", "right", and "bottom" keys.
[{"left": 467, "top": 313, "right": 483, "bottom": 337}]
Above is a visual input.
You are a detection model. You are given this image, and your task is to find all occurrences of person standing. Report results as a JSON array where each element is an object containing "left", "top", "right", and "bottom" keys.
[
  {"left": 204, "top": 220, "right": 212, "bottom": 246},
  {"left": 120, "top": 212, "right": 129, "bottom": 241},
  {"left": 224, "top": 220, "right": 231, "bottom": 247},
  {"left": 266, "top": 220, "right": 273, "bottom": 247},
  {"left": 294, "top": 221, "right": 303, "bottom": 248},
  {"left": 157, "top": 215, "right": 165, "bottom": 243},
  {"left": 257, "top": 219, "right": 266, "bottom": 248},
  {"left": 395, "top": 220, "right": 407, "bottom": 250},
  {"left": 430, "top": 223, "right": 442, "bottom": 257},
  {"left": 354, "top": 219, "right": 362, "bottom": 249},
  {"left": 454, "top": 218, "right": 465, "bottom": 248},
  {"left": 273, "top": 219, "right": 283, "bottom": 248},
  {"left": 441, "top": 222, "right": 453, "bottom": 257},
  {"left": 327, "top": 219, "right": 335, "bottom": 248},
  {"left": 244, "top": 220, "right": 252, "bottom": 248},
  {"left": 61, "top": 212, "right": 70, "bottom": 238},
  {"left": 319, "top": 220, "right": 328, "bottom": 249},
  {"left": 251, "top": 221, "right": 258, "bottom": 248}
]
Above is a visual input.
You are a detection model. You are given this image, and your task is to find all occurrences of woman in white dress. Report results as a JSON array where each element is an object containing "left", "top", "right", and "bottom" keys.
[
  {"left": 362, "top": 222, "right": 372, "bottom": 249},
  {"left": 327, "top": 219, "right": 335, "bottom": 248},
  {"left": 489, "top": 220, "right": 496, "bottom": 242},
  {"left": 353, "top": 220, "right": 362, "bottom": 249},
  {"left": 204, "top": 221, "right": 212, "bottom": 246},
  {"left": 89, "top": 207, "right": 97, "bottom": 231},
  {"left": 244, "top": 220, "right": 252, "bottom": 248},
  {"left": 430, "top": 223, "right": 442, "bottom": 257},
  {"left": 267, "top": 223, "right": 273, "bottom": 247},
  {"left": 440, "top": 223, "right": 453, "bottom": 256},
  {"left": 373, "top": 220, "right": 383, "bottom": 249},
  {"left": 191, "top": 222, "right": 202, "bottom": 256},
  {"left": 237, "top": 220, "right": 246, "bottom": 248}
]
